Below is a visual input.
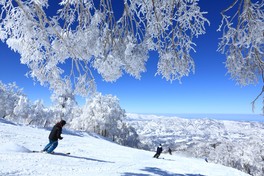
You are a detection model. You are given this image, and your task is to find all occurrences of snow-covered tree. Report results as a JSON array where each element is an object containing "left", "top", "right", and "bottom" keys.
[
  {"left": 0, "top": 81, "right": 24, "bottom": 119},
  {"left": 13, "top": 95, "right": 31, "bottom": 123},
  {"left": 116, "top": 123, "right": 141, "bottom": 148},
  {"left": 50, "top": 87, "right": 78, "bottom": 123},
  {"left": 0, "top": 0, "right": 208, "bottom": 97},
  {"left": 217, "top": 0, "right": 264, "bottom": 112},
  {"left": 72, "top": 93, "right": 124, "bottom": 135},
  {"left": 1, "top": 0, "right": 262, "bottom": 112},
  {"left": 71, "top": 93, "right": 140, "bottom": 147},
  {"left": 13, "top": 98, "right": 54, "bottom": 126},
  {"left": 0, "top": 81, "right": 53, "bottom": 126},
  {"left": 27, "top": 100, "right": 53, "bottom": 126}
]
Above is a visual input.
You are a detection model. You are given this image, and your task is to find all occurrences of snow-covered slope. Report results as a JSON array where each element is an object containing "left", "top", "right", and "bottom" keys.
[
  {"left": 0, "top": 118, "right": 249, "bottom": 176},
  {"left": 125, "top": 113, "right": 264, "bottom": 176}
]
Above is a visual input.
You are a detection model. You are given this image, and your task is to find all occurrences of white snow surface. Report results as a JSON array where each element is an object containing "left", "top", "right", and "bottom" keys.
[{"left": 0, "top": 118, "right": 249, "bottom": 176}]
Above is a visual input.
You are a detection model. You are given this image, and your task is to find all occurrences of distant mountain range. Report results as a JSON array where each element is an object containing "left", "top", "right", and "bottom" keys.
[
  {"left": 128, "top": 113, "right": 264, "bottom": 122},
  {"left": 125, "top": 113, "right": 264, "bottom": 176}
]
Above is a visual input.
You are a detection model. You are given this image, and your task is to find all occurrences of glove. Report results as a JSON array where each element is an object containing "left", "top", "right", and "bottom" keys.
[{"left": 59, "top": 137, "right": 63, "bottom": 140}]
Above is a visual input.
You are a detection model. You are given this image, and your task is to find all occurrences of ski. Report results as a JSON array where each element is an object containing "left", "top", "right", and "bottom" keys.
[
  {"left": 32, "top": 151, "right": 70, "bottom": 155},
  {"left": 51, "top": 152, "right": 71, "bottom": 156}
]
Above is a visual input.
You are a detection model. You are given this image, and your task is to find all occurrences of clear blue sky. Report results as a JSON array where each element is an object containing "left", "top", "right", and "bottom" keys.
[{"left": 0, "top": 0, "right": 262, "bottom": 115}]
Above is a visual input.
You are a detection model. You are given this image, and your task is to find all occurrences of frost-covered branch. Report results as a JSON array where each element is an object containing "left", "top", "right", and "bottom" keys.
[
  {"left": 218, "top": 0, "right": 264, "bottom": 112},
  {"left": 251, "top": 86, "right": 264, "bottom": 113},
  {"left": 0, "top": 0, "right": 208, "bottom": 97}
]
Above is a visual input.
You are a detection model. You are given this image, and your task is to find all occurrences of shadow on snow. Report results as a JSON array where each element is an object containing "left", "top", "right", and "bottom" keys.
[
  {"left": 122, "top": 167, "right": 206, "bottom": 176},
  {"left": 51, "top": 152, "right": 114, "bottom": 163}
]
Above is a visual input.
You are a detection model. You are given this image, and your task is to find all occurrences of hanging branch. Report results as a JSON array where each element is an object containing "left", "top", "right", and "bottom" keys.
[
  {"left": 0, "top": 0, "right": 208, "bottom": 97},
  {"left": 218, "top": 0, "right": 264, "bottom": 113}
]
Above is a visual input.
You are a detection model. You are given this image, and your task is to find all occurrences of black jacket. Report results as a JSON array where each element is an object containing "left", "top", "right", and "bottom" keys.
[
  {"left": 49, "top": 123, "right": 63, "bottom": 141},
  {"left": 157, "top": 146, "right": 163, "bottom": 154}
]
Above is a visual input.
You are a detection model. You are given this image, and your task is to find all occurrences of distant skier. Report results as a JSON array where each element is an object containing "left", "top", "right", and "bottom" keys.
[
  {"left": 42, "top": 120, "right": 66, "bottom": 153},
  {"left": 153, "top": 144, "right": 163, "bottom": 158},
  {"left": 168, "top": 148, "right": 172, "bottom": 155}
]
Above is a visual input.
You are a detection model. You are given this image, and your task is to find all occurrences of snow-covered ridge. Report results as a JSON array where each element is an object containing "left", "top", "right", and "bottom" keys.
[
  {"left": 125, "top": 113, "right": 264, "bottom": 176},
  {"left": 0, "top": 118, "right": 250, "bottom": 176}
]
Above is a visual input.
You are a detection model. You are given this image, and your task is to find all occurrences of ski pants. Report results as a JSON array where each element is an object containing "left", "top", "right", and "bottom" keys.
[
  {"left": 153, "top": 153, "right": 160, "bottom": 158},
  {"left": 43, "top": 140, "right": 58, "bottom": 153}
]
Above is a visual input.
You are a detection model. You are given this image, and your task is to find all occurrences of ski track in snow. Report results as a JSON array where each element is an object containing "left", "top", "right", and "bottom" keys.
[{"left": 0, "top": 120, "right": 250, "bottom": 176}]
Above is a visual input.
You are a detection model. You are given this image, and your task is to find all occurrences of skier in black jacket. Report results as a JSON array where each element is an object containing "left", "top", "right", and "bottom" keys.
[
  {"left": 153, "top": 144, "right": 163, "bottom": 158},
  {"left": 42, "top": 120, "right": 66, "bottom": 153}
]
